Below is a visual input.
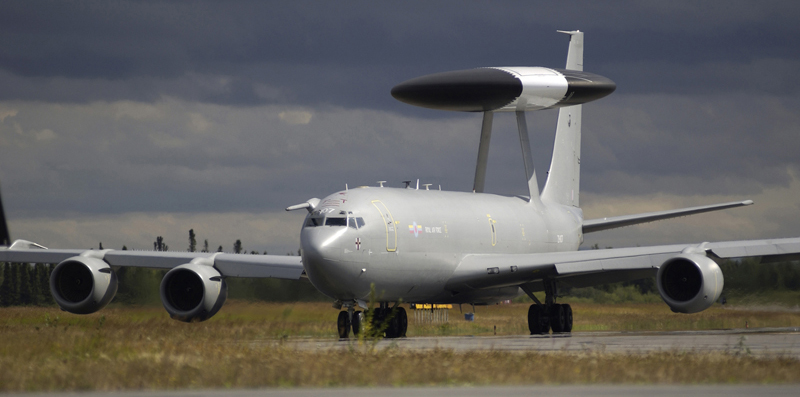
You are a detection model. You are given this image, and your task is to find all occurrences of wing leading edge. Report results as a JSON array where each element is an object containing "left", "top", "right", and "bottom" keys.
[{"left": 0, "top": 240, "right": 304, "bottom": 280}]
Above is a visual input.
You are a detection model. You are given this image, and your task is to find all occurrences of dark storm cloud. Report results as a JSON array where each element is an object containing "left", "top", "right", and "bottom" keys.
[{"left": 2, "top": 1, "right": 800, "bottom": 109}]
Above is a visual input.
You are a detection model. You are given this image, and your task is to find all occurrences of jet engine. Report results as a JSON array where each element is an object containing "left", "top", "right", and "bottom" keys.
[
  {"left": 656, "top": 253, "right": 724, "bottom": 313},
  {"left": 50, "top": 256, "right": 118, "bottom": 314},
  {"left": 160, "top": 263, "right": 227, "bottom": 322}
]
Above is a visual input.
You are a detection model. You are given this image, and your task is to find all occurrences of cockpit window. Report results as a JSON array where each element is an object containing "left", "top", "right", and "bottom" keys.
[
  {"left": 348, "top": 217, "right": 365, "bottom": 229},
  {"left": 325, "top": 217, "right": 347, "bottom": 227},
  {"left": 305, "top": 217, "right": 324, "bottom": 227},
  {"left": 305, "top": 213, "right": 365, "bottom": 228}
]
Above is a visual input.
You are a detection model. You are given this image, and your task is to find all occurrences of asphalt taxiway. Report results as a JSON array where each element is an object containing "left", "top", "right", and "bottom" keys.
[{"left": 262, "top": 326, "right": 800, "bottom": 357}]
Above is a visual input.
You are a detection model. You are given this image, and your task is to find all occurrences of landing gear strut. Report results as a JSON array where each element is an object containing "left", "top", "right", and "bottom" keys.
[
  {"left": 336, "top": 301, "right": 406, "bottom": 339},
  {"left": 523, "top": 279, "right": 573, "bottom": 335}
]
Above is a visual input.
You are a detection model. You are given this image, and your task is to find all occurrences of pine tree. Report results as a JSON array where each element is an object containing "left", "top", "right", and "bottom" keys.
[
  {"left": 38, "top": 263, "right": 53, "bottom": 305},
  {"left": 217, "top": 245, "right": 223, "bottom": 252},
  {"left": 203, "top": 239, "right": 209, "bottom": 253},
  {"left": 0, "top": 263, "right": 10, "bottom": 306},
  {"left": 19, "top": 264, "right": 32, "bottom": 305},
  {"left": 29, "top": 264, "right": 41, "bottom": 306},
  {"left": 233, "top": 239, "right": 242, "bottom": 254},
  {"left": 189, "top": 229, "right": 196, "bottom": 252},
  {"left": 9, "top": 263, "right": 20, "bottom": 305}
]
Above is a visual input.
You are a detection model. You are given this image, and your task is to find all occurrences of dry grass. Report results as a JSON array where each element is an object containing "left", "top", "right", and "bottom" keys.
[
  {"left": 413, "top": 301, "right": 800, "bottom": 336},
  {"left": 1, "top": 302, "right": 799, "bottom": 391}
]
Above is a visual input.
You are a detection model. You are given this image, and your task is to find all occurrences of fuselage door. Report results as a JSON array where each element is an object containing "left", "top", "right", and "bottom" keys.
[{"left": 371, "top": 200, "right": 397, "bottom": 252}]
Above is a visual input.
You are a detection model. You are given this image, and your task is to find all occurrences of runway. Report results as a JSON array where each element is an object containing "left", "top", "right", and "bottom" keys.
[{"left": 263, "top": 326, "right": 800, "bottom": 357}]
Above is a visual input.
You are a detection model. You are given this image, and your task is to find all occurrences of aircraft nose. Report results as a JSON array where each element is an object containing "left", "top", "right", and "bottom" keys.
[{"left": 301, "top": 227, "right": 353, "bottom": 298}]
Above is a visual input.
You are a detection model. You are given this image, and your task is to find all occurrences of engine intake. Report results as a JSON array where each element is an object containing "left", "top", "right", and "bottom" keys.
[
  {"left": 160, "top": 263, "right": 227, "bottom": 322},
  {"left": 50, "top": 256, "right": 118, "bottom": 314},
  {"left": 656, "top": 253, "right": 723, "bottom": 313}
]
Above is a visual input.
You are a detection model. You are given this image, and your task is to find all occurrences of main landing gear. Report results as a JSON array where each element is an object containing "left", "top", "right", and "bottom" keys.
[
  {"left": 336, "top": 302, "right": 408, "bottom": 339},
  {"left": 523, "top": 279, "right": 573, "bottom": 335}
]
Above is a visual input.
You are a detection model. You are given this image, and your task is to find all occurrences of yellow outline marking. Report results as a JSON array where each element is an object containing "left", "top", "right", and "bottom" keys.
[{"left": 371, "top": 200, "right": 397, "bottom": 252}]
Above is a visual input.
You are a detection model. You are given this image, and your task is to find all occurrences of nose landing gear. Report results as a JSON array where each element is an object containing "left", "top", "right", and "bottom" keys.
[
  {"left": 337, "top": 304, "right": 363, "bottom": 339},
  {"left": 336, "top": 301, "right": 407, "bottom": 339}
]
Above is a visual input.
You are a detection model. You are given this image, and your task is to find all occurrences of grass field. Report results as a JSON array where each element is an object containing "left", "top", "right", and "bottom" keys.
[{"left": 1, "top": 301, "right": 799, "bottom": 391}]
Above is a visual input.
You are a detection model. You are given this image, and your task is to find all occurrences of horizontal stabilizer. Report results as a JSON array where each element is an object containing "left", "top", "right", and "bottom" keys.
[{"left": 583, "top": 200, "right": 753, "bottom": 234}]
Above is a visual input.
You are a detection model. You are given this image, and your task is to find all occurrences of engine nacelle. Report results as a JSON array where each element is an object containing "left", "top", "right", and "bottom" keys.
[
  {"left": 160, "top": 263, "right": 227, "bottom": 322},
  {"left": 50, "top": 256, "right": 118, "bottom": 314},
  {"left": 656, "top": 253, "right": 724, "bottom": 314}
]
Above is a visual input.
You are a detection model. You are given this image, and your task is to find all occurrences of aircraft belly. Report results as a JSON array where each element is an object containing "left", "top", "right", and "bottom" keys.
[{"left": 361, "top": 252, "right": 456, "bottom": 301}]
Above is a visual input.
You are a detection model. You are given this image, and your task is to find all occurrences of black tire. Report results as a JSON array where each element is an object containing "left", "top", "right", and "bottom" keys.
[
  {"left": 337, "top": 311, "right": 350, "bottom": 339},
  {"left": 528, "top": 304, "right": 543, "bottom": 335},
  {"left": 398, "top": 307, "right": 408, "bottom": 337},
  {"left": 550, "top": 304, "right": 566, "bottom": 333},
  {"left": 563, "top": 304, "right": 573, "bottom": 332},
  {"left": 386, "top": 311, "right": 400, "bottom": 338},
  {"left": 352, "top": 311, "right": 362, "bottom": 336}
]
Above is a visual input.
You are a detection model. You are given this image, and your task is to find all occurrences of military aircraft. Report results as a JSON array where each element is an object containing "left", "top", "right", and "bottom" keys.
[{"left": 2, "top": 31, "right": 798, "bottom": 339}]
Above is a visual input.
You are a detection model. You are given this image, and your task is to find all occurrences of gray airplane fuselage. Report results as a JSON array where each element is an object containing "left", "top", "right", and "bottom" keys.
[{"left": 301, "top": 187, "right": 583, "bottom": 304}]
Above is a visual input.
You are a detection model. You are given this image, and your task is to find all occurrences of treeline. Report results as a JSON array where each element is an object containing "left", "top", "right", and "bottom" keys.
[
  {"left": 0, "top": 263, "right": 54, "bottom": 306},
  {"left": 0, "top": 230, "right": 324, "bottom": 307}
]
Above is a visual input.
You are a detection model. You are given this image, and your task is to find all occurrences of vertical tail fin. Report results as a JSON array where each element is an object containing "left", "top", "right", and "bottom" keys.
[{"left": 541, "top": 31, "right": 583, "bottom": 207}]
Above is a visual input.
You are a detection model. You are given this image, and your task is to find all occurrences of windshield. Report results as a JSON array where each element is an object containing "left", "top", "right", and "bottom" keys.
[{"left": 304, "top": 213, "right": 365, "bottom": 228}]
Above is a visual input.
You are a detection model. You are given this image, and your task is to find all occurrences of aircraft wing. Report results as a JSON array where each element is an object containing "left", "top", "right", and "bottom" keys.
[
  {"left": 582, "top": 200, "right": 753, "bottom": 234},
  {"left": 0, "top": 239, "right": 304, "bottom": 279},
  {"left": 446, "top": 237, "right": 800, "bottom": 292}
]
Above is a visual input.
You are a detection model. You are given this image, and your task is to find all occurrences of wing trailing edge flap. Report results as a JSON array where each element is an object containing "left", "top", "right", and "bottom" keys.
[
  {"left": 0, "top": 241, "right": 305, "bottom": 280},
  {"left": 448, "top": 236, "right": 800, "bottom": 291},
  {"left": 582, "top": 200, "right": 753, "bottom": 234}
]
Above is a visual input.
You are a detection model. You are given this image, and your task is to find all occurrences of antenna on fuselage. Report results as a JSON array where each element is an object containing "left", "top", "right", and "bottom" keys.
[{"left": 378, "top": 181, "right": 386, "bottom": 187}]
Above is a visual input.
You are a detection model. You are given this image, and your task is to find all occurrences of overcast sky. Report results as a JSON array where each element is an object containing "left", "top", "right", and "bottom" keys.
[{"left": 1, "top": 0, "right": 799, "bottom": 254}]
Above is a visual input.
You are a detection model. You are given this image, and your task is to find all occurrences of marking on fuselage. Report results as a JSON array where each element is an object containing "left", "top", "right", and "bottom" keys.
[
  {"left": 488, "top": 214, "right": 497, "bottom": 247},
  {"left": 355, "top": 237, "right": 361, "bottom": 250},
  {"left": 409, "top": 222, "right": 423, "bottom": 237}
]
